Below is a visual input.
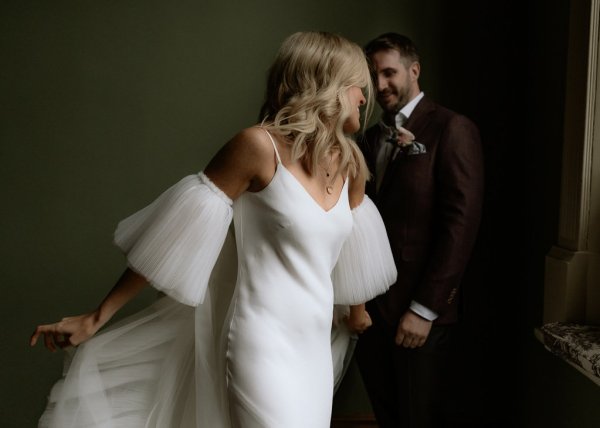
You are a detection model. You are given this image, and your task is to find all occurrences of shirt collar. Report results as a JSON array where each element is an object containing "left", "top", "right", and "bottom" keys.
[
  {"left": 378, "top": 91, "right": 425, "bottom": 133},
  {"left": 399, "top": 91, "right": 424, "bottom": 120}
]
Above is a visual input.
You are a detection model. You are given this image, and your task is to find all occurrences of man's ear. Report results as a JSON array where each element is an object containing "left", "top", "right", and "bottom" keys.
[{"left": 409, "top": 61, "right": 420, "bottom": 81}]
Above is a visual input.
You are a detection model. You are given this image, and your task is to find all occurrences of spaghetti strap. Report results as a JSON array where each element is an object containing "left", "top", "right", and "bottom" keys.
[{"left": 261, "top": 128, "right": 282, "bottom": 165}]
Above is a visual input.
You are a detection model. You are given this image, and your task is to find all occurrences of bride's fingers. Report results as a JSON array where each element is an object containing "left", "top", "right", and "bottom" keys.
[
  {"left": 29, "top": 329, "right": 40, "bottom": 346},
  {"left": 30, "top": 324, "right": 52, "bottom": 346},
  {"left": 55, "top": 333, "right": 72, "bottom": 349},
  {"left": 44, "top": 331, "right": 57, "bottom": 352}
]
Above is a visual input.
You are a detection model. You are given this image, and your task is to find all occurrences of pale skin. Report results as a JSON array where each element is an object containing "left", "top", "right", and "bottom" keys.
[
  {"left": 370, "top": 49, "right": 421, "bottom": 115},
  {"left": 370, "top": 49, "right": 433, "bottom": 348},
  {"left": 30, "top": 86, "right": 372, "bottom": 351}
]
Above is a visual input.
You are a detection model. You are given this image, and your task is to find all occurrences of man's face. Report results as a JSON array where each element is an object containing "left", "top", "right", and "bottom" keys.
[{"left": 370, "top": 49, "right": 420, "bottom": 113}]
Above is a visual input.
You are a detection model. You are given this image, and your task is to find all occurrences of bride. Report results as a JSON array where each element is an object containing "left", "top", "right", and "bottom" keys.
[{"left": 30, "top": 31, "right": 397, "bottom": 428}]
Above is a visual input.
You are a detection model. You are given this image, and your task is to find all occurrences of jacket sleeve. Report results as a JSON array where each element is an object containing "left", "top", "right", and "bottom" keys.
[
  {"left": 413, "top": 114, "right": 484, "bottom": 313},
  {"left": 114, "top": 172, "right": 233, "bottom": 307},
  {"left": 331, "top": 195, "right": 397, "bottom": 305}
]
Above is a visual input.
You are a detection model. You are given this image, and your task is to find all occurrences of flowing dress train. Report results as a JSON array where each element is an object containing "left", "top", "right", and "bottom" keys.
[{"left": 39, "top": 133, "right": 397, "bottom": 427}]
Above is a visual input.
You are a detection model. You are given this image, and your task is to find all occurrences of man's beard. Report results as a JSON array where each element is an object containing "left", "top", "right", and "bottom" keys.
[
  {"left": 380, "top": 87, "right": 411, "bottom": 125},
  {"left": 392, "top": 87, "right": 411, "bottom": 112},
  {"left": 379, "top": 86, "right": 410, "bottom": 115}
]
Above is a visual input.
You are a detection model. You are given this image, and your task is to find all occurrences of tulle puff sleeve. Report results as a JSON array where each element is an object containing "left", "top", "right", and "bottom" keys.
[
  {"left": 332, "top": 195, "right": 397, "bottom": 305},
  {"left": 114, "top": 172, "right": 233, "bottom": 306}
]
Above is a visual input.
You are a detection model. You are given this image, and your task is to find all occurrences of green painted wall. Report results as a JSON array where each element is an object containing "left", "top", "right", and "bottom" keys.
[
  {"left": 1, "top": 2, "right": 423, "bottom": 426},
  {"left": 2, "top": 1, "right": 600, "bottom": 427}
]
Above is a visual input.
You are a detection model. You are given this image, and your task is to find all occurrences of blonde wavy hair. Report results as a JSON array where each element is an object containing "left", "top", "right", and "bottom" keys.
[{"left": 259, "top": 31, "right": 374, "bottom": 182}]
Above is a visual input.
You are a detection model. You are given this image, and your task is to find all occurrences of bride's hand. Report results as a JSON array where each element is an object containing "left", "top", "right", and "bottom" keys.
[
  {"left": 30, "top": 312, "right": 103, "bottom": 352},
  {"left": 30, "top": 268, "right": 148, "bottom": 352},
  {"left": 345, "top": 304, "right": 372, "bottom": 334}
]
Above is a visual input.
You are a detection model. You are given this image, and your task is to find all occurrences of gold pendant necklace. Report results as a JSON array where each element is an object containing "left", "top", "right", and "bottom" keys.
[{"left": 320, "top": 152, "right": 335, "bottom": 195}]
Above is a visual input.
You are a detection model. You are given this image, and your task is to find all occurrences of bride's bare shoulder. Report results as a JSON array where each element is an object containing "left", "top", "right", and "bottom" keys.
[
  {"left": 232, "top": 126, "right": 276, "bottom": 157},
  {"left": 203, "top": 126, "right": 278, "bottom": 197}
]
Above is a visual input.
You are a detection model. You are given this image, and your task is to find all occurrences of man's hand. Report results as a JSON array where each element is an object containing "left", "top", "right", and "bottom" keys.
[{"left": 395, "top": 310, "right": 432, "bottom": 348}]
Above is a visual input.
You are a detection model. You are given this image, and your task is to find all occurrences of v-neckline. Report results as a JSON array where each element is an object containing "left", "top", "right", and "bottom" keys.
[
  {"left": 278, "top": 163, "right": 347, "bottom": 214},
  {"left": 255, "top": 127, "right": 346, "bottom": 213}
]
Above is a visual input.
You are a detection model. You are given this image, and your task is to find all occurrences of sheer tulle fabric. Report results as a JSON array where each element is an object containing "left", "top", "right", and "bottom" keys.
[
  {"left": 39, "top": 228, "right": 239, "bottom": 428},
  {"left": 39, "top": 297, "right": 196, "bottom": 428},
  {"left": 114, "top": 172, "right": 233, "bottom": 307},
  {"left": 38, "top": 172, "right": 394, "bottom": 427},
  {"left": 331, "top": 195, "right": 397, "bottom": 305}
]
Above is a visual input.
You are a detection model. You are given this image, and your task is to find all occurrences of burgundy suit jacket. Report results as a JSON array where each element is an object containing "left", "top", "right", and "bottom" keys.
[{"left": 360, "top": 96, "right": 484, "bottom": 326}]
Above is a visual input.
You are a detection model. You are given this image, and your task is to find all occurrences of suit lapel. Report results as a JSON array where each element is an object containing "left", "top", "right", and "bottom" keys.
[
  {"left": 377, "top": 97, "right": 436, "bottom": 198},
  {"left": 362, "top": 125, "right": 384, "bottom": 200},
  {"left": 403, "top": 96, "right": 436, "bottom": 140}
]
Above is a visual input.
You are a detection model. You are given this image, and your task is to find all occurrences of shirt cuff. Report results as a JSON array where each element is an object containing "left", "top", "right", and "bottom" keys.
[{"left": 409, "top": 300, "right": 438, "bottom": 321}]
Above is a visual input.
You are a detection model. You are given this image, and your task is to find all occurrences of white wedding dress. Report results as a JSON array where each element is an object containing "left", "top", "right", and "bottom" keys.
[{"left": 38, "top": 131, "right": 397, "bottom": 428}]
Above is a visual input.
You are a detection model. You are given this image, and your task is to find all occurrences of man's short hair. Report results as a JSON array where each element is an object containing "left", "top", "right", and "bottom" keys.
[{"left": 364, "top": 33, "right": 420, "bottom": 64}]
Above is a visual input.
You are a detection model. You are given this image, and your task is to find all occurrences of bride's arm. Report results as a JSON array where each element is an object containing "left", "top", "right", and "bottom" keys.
[
  {"left": 30, "top": 127, "right": 275, "bottom": 352},
  {"left": 30, "top": 268, "right": 148, "bottom": 351},
  {"left": 344, "top": 175, "right": 373, "bottom": 334},
  {"left": 204, "top": 126, "right": 277, "bottom": 196}
]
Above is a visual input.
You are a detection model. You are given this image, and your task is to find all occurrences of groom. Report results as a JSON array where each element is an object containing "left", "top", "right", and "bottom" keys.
[{"left": 355, "top": 33, "right": 484, "bottom": 428}]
